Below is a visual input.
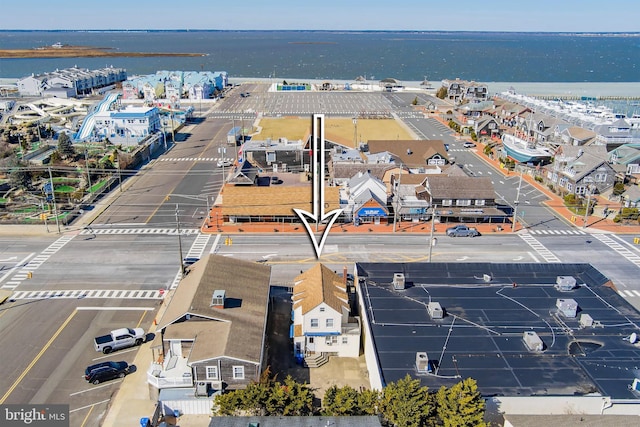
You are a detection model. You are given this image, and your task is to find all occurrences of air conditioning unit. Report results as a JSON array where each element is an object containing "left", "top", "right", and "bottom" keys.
[
  {"left": 415, "top": 352, "right": 432, "bottom": 373},
  {"left": 393, "top": 273, "right": 405, "bottom": 290},
  {"left": 195, "top": 381, "right": 208, "bottom": 397}
]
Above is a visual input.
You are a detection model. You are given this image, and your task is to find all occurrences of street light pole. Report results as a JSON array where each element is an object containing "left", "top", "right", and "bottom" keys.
[{"left": 175, "top": 204, "right": 186, "bottom": 275}]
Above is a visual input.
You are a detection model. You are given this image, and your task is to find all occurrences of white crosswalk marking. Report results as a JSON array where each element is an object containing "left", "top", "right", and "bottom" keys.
[
  {"left": 10, "top": 289, "right": 164, "bottom": 300},
  {"left": 1, "top": 235, "right": 75, "bottom": 290},
  {"left": 80, "top": 228, "right": 199, "bottom": 236},
  {"left": 158, "top": 157, "right": 234, "bottom": 163},
  {"left": 519, "top": 233, "right": 561, "bottom": 263},
  {"left": 593, "top": 234, "right": 640, "bottom": 269},
  {"left": 527, "top": 229, "right": 587, "bottom": 235},
  {"left": 169, "top": 233, "right": 213, "bottom": 289}
]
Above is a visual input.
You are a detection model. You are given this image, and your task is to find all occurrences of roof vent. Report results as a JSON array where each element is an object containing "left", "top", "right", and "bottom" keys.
[
  {"left": 407, "top": 148, "right": 412, "bottom": 155},
  {"left": 393, "top": 273, "right": 405, "bottom": 290},
  {"left": 211, "top": 290, "right": 226, "bottom": 309}
]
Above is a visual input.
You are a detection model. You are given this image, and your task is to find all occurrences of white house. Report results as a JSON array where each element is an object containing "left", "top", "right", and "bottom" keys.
[
  {"left": 291, "top": 264, "right": 360, "bottom": 367},
  {"left": 93, "top": 106, "right": 161, "bottom": 146}
]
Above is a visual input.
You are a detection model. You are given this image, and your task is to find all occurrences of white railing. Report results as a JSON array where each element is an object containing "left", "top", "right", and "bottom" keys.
[{"left": 147, "top": 364, "right": 193, "bottom": 389}]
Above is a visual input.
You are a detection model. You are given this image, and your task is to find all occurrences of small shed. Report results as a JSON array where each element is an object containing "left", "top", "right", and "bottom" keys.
[{"left": 556, "top": 298, "right": 578, "bottom": 318}]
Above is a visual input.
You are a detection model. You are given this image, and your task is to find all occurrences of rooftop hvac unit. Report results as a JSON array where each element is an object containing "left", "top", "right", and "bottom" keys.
[
  {"left": 579, "top": 313, "right": 593, "bottom": 328},
  {"left": 483, "top": 274, "right": 492, "bottom": 283},
  {"left": 523, "top": 331, "right": 544, "bottom": 352},
  {"left": 556, "top": 298, "right": 578, "bottom": 318},
  {"left": 195, "top": 381, "right": 208, "bottom": 397},
  {"left": 556, "top": 276, "right": 577, "bottom": 291},
  {"left": 428, "top": 302, "right": 443, "bottom": 319},
  {"left": 415, "top": 352, "right": 432, "bottom": 373},
  {"left": 393, "top": 273, "right": 405, "bottom": 290}
]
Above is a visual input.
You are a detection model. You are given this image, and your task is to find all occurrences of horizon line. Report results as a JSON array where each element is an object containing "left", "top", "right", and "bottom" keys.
[{"left": 1, "top": 29, "right": 640, "bottom": 35}]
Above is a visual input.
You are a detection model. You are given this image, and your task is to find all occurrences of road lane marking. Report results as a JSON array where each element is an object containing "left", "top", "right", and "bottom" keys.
[
  {"left": 70, "top": 382, "right": 122, "bottom": 397},
  {"left": 70, "top": 399, "right": 111, "bottom": 413},
  {"left": 0, "top": 252, "right": 35, "bottom": 285},
  {"left": 76, "top": 306, "right": 156, "bottom": 311},
  {"left": 0, "top": 309, "right": 77, "bottom": 404}
]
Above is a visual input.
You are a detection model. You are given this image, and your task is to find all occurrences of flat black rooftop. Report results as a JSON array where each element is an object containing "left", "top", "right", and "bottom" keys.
[{"left": 356, "top": 262, "right": 640, "bottom": 399}]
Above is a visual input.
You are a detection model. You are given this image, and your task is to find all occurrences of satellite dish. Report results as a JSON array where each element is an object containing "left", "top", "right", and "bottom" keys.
[{"left": 630, "top": 333, "right": 637, "bottom": 344}]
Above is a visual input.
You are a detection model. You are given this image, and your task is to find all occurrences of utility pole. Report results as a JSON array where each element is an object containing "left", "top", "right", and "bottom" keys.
[
  {"left": 583, "top": 186, "right": 593, "bottom": 229},
  {"left": 175, "top": 204, "right": 186, "bottom": 275},
  {"left": 512, "top": 170, "right": 523, "bottom": 232},
  {"left": 84, "top": 146, "right": 92, "bottom": 194},
  {"left": 392, "top": 167, "right": 402, "bottom": 232},
  {"left": 48, "top": 166, "right": 61, "bottom": 234},
  {"left": 428, "top": 203, "right": 437, "bottom": 262}
]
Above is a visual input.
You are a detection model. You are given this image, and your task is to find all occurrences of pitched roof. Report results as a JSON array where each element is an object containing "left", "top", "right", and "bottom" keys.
[
  {"left": 366, "top": 140, "right": 448, "bottom": 168},
  {"left": 292, "top": 263, "right": 349, "bottom": 315},
  {"left": 221, "top": 185, "right": 340, "bottom": 216},
  {"left": 158, "top": 254, "right": 271, "bottom": 363},
  {"left": 422, "top": 175, "right": 497, "bottom": 199}
]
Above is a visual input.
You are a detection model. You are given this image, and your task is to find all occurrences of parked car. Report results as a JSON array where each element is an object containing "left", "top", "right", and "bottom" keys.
[
  {"left": 446, "top": 224, "right": 479, "bottom": 237},
  {"left": 94, "top": 327, "right": 145, "bottom": 354},
  {"left": 85, "top": 361, "right": 129, "bottom": 384},
  {"left": 463, "top": 142, "right": 477, "bottom": 148}
]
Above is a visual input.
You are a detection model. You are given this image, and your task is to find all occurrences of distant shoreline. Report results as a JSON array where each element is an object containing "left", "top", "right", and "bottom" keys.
[{"left": 0, "top": 45, "right": 205, "bottom": 59}]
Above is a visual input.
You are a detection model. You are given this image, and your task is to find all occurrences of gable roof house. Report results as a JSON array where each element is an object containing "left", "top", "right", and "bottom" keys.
[
  {"left": 474, "top": 115, "right": 501, "bottom": 141},
  {"left": 365, "top": 140, "right": 449, "bottom": 172},
  {"left": 608, "top": 143, "right": 640, "bottom": 176},
  {"left": 291, "top": 264, "right": 361, "bottom": 367},
  {"left": 147, "top": 255, "right": 271, "bottom": 413},
  {"left": 341, "top": 171, "right": 389, "bottom": 224},
  {"left": 545, "top": 145, "right": 616, "bottom": 196},
  {"left": 558, "top": 126, "right": 596, "bottom": 146},
  {"left": 593, "top": 118, "right": 637, "bottom": 150},
  {"left": 415, "top": 175, "right": 507, "bottom": 223}
]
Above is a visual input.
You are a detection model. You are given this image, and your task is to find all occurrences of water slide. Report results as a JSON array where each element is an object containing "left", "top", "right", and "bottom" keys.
[{"left": 74, "top": 92, "right": 120, "bottom": 142}]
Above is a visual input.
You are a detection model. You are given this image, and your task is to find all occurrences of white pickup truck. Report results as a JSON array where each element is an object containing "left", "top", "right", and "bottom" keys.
[{"left": 94, "top": 327, "right": 145, "bottom": 354}]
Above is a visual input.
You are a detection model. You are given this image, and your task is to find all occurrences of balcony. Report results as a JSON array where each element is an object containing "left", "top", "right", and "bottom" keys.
[{"left": 147, "top": 356, "right": 193, "bottom": 389}]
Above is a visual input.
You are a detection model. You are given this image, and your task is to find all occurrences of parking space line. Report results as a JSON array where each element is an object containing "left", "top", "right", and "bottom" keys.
[{"left": 70, "top": 398, "right": 111, "bottom": 413}]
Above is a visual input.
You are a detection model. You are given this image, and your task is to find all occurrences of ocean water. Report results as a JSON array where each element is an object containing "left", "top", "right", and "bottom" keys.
[{"left": 1, "top": 30, "right": 639, "bottom": 83}]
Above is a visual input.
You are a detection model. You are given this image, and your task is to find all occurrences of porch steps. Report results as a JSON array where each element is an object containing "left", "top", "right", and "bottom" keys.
[{"left": 304, "top": 352, "right": 329, "bottom": 368}]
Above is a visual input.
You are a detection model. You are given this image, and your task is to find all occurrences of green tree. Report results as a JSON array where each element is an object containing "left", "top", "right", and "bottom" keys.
[
  {"left": 9, "top": 165, "right": 32, "bottom": 190},
  {"left": 322, "top": 385, "right": 360, "bottom": 416},
  {"left": 436, "top": 87, "right": 448, "bottom": 99},
  {"left": 435, "top": 378, "right": 486, "bottom": 427},
  {"left": 323, "top": 385, "right": 380, "bottom": 416},
  {"left": 412, "top": 96, "right": 419, "bottom": 106},
  {"left": 612, "top": 182, "right": 625, "bottom": 196},
  {"left": 57, "top": 132, "right": 75, "bottom": 157},
  {"left": 380, "top": 374, "right": 433, "bottom": 427},
  {"left": 213, "top": 389, "right": 244, "bottom": 416},
  {"left": 266, "top": 375, "right": 314, "bottom": 416}
]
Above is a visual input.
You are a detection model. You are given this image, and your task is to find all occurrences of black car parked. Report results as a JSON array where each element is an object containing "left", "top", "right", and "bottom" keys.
[{"left": 85, "top": 361, "right": 129, "bottom": 384}]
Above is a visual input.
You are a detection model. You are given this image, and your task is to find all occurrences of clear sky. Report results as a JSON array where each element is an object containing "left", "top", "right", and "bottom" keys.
[{"left": 1, "top": 0, "right": 639, "bottom": 32}]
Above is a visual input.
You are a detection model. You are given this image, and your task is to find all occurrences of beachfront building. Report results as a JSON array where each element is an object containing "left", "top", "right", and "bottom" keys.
[
  {"left": 93, "top": 105, "right": 161, "bottom": 146},
  {"left": 121, "top": 70, "right": 228, "bottom": 101},
  {"left": 17, "top": 66, "right": 126, "bottom": 97},
  {"left": 593, "top": 118, "right": 637, "bottom": 149},
  {"left": 291, "top": 264, "right": 360, "bottom": 367},
  {"left": 441, "top": 78, "right": 488, "bottom": 104}
]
